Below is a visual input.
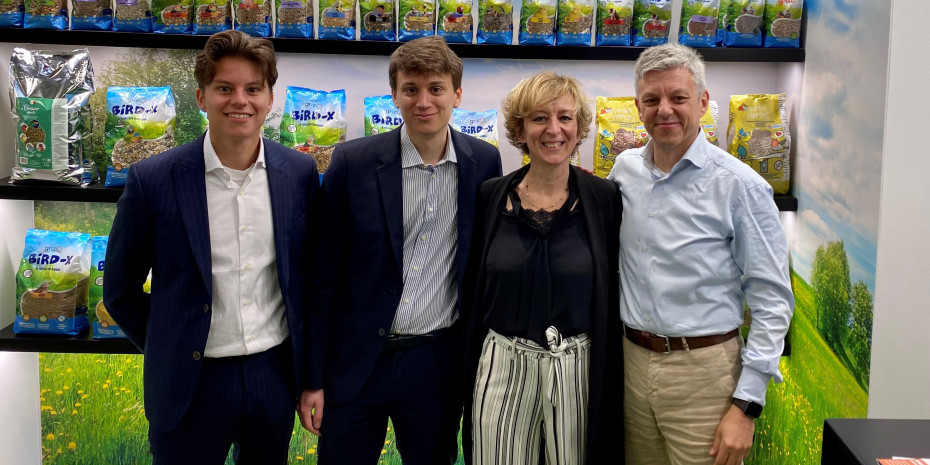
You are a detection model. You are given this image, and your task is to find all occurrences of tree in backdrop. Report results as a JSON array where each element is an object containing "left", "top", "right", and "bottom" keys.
[
  {"left": 810, "top": 240, "right": 851, "bottom": 352},
  {"left": 848, "top": 280, "right": 873, "bottom": 388}
]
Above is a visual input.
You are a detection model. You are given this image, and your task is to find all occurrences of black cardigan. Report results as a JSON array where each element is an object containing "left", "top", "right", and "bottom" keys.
[{"left": 461, "top": 164, "right": 624, "bottom": 464}]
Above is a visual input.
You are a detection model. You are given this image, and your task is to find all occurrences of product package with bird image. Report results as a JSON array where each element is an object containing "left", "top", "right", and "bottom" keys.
[
  {"left": 595, "top": 0, "right": 633, "bottom": 45},
  {"left": 726, "top": 93, "right": 790, "bottom": 194},
  {"left": 724, "top": 0, "right": 763, "bottom": 46},
  {"left": 14, "top": 229, "right": 92, "bottom": 336},
  {"left": 89, "top": 236, "right": 129, "bottom": 339},
  {"left": 359, "top": 0, "right": 395, "bottom": 40},
  {"left": 519, "top": 0, "right": 558, "bottom": 44},
  {"left": 762, "top": 0, "right": 801, "bottom": 48},
  {"left": 153, "top": 0, "right": 194, "bottom": 33},
  {"left": 280, "top": 86, "right": 347, "bottom": 177},
  {"left": 678, "top": 0, "right": 719, "bottom": 47},
  {"left": 104, "top": 86, "right": 177, "bottom": 187},
  {"left": 632, "top": 0, "right": 670, "bottom": 46},
  {"left": 192, "top": 0, "right": 232, "bottom": 34},
  {"left": 437, "top": 0, "right": 473, "bottom": 43},
  {"left": 557, "top": 0, "right": 594, "bottom": 45},
  {"left": 235, "top": 0, "right": 272, "bottom": 37},
  {"left": 398, "top": 0, "right": 435, "bottom": 41},
  {"left": 320, "top": 0, "right": 357, "bottom": 39},
  {"left": 453, "top": 108, "right": 498, "bottom": 146},
  {"left": 477, "top": 0, "right": 513, "bottom": 43},
  {"left": 592, "top": 96, "right": 649, "bottom": 178},
  {"left": 364, "top": 95, "right": 403, "bottom": 137},
  {"left": 275, "top": 0, "right": 314, "bottom": 37}
]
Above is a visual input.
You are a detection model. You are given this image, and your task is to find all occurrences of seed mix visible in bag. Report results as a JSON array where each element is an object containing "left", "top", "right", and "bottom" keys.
[
  {"left": 235, "top": 0, "right": 271, "bottom": 36},
  {"left": 595, "top": 0, "right": 632, "bottom": 46},
  {"left": 724, "top": 0, "right": 763, "bottom": 47},
  {"left": 593, "top": 96, "right": 649, "bottom": 178},
  {"left": 114, "top": 0, "right": 154, "bottom": 31},
  {"left": 557, "top": 0, "right": 594, "bottom": 46},
  {"left": 104, "top": 86, "right": 177, "bottom": 187},
  {"left": 519, "top": 0, "right": 557, "bottom": 45},
  {"left": 90, "top": 236, "right": 128, "bottom": 339},
  {"left": 319, "top": 0, "right": 356, "bottom": 39},
  {"left": 281, "top": 86, "right": 347, "bottom": 174},
  {"left": 275, "top": 0, "right": 313, "bottom": 37},
  {"left": 763, "top": 0, "right": 801, "bottom": 48},
  {"left": 477, "top": 0, "right": 512, "bottom": 44},
  {"left": 727, "top": 93, "right": 790, "bottom": 194},
  {"left": 71, "top": 0, "right": 113, "bottom": 30},
  {"left": 0, "top": 0, "right": 25, "bottom": 27},
  {"left": 631, "top": 0, "right": 670, "bottom": 46},
  {"left": 153, "top": 0, "right": 193, "bottom": 33},
  {"left": 678, "top": 0, "right": 718, "bottom": 47},
  {"left": 360, "top": 0, "right": 396, "bottom": 41},
  {"left": 192, "top": 0, "right": 231, "bottom": 34},
  {"left": 398, "top": 0, "right": 435, "bottom": 41},
  {"left": 437, "top": 0, "right": 472, "bottom": 43}
]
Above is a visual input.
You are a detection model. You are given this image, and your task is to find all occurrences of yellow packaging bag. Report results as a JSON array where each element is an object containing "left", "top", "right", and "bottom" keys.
[
  {"left": 702, "top": 100, "right": 719, "bottom": 146},
  {"left": 726, "top": 93, "right": 790, "bottom": 194},
  {"left": 593, "top": 96, "right": 650, "bottom": 178}
]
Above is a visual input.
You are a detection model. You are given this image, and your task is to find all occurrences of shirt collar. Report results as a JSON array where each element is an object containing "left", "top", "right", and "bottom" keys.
[
  {"left": 203, "top": 128, "right": 266, "bottom": 173},
  {"left": 400, "top": 125, "right": 457, "bottom": 168},
  {"left": 642, "top": 129, "right": 709, "bottom": 177}
]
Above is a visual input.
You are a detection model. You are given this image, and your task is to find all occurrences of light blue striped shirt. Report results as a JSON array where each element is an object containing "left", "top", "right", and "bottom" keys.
[
  {"left": 391, "top": 126, "right": 460, "bottom": 335},
  {"left": 607, "top": 132, "right": 794, "bottom": 405}
]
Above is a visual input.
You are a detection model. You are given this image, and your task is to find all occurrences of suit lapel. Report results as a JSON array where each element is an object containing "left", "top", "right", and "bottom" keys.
[
  {"left": 172, "top": 136, "right": 212, "bottom": 296},
  {"left": 265, "top": 141, "right": 292, "bottom": 291},
  {"left": 377, "top": 129, "right": 405, "bottom": 275},
  {"left": 453, "top": 131, "right": 478, "bottom": 283}
]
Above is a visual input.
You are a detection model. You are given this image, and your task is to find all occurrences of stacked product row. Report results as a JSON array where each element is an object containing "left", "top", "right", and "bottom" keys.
[{"left": 0, "top": 0, "right": 802, "bottom": 47}]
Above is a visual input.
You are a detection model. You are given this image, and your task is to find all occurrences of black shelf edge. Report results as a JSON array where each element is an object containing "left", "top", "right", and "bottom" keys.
[
  {"left": 774, "top": 194, "right": 797, "bottom": 212},
  {"left": 0, "top": 323, "right": 140, "bottom": 354},
  {"left": 1, "top": 28, "right": 805, "bottom": 62},
  {"left": 0, "top": 177, "right": 123, "bottom": 203}
]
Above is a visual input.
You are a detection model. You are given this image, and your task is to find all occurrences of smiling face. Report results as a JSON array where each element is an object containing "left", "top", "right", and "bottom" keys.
[
  {"left": 392, "top": 70, "right": 462, "bottom": 145},
  {"left": 196, "top": 56, "right": 273, "bottom": 146},
  {"left": 519, "top": 93, "right": 579, "bottom": 167},
  {"left": 635, "top": 66, "right": 708, "bottom": 161}
]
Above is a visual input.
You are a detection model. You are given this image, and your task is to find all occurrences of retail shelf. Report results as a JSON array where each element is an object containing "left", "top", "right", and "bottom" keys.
[
  {"left": 774, "top": 194, "right": 797, "bottom": 211},
  {"left": 0, "top": 323, "right": 140, "bottom": 354},
  {"left": 0, "top": 178, "right": 123, "bottom": 203},
  {"left": 0, "top": 28, "right": 805, "bottom": 62}
]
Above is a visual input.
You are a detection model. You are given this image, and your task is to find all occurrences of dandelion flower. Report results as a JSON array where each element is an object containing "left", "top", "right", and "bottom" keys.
[
  {"left": 67, "top": 442, "right": 76, "bottom": 451},
  {"left": 71, "top": 410, "right": 78, "bottom": 415},
  {"left": 296, "top": 456, "right": 304, "bottom": 461},
  {"left": 102, "top": 384, "right": 109, "bottom": 390},
  {"left": 44, "top": 368, "right": 52, "bottom": 373},
  {"left": 63, "top": 386, "right": 70, "bottom": 390},
  {"left": 385, "top": 440, "right": 390, "bottom": 444},
  {"left": 81, "top": 395, "right": 89, "bottom": 399},
  {"left": 41, "top": 406, "right": 51, "bottom": 411},
  {"left": 46, "top": 434, "right": 54, "bottom": 441},
  {"left": 117, "top": 371, "right": 123, "bottom": 377},
  {"left": 308, "top": 448, "right": 315, "bottom": 454},
  {"left": 55, "top": 391, "right": 63, "bottom": 395},
  {"left": 381, "top": 449, "right": 387, "bottom": 455},
  {"left": 40, "top": 397, "right": 45, "bottom": 402},
  {"left": 50, "top": 411, "right": 57, "bottom": 415},
  {"left": 66, "top": 368, "right": 72, "bottom": 373},
  {"left": 77, "top": 390, "right": 83, "bottom": 394}
]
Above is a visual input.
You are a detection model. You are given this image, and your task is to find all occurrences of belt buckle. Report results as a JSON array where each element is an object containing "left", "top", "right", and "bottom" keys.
[{"left": 654, "top": 333, "right": 672, "bottom": 354}]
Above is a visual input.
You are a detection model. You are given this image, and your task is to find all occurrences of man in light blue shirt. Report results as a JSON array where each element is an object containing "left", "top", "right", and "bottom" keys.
[{"left": 607, "top": 43, "right": 794, "bottom": 465}]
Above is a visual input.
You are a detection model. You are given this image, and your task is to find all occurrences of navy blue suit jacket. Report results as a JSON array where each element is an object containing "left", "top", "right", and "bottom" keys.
[
  {"left": 104, "top": 135, "right": 319, "bottom": 431},
  {"left": 308, "top": 126, "right": 502, "bottom": 403}
]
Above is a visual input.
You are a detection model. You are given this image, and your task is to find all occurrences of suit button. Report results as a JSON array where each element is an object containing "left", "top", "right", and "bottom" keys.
[
  {"left": 389, "top": 287, "right": 398, "bottom": 294},
  {"left": 377, "top": 328, "right": 386, "bottom": 336},
  {"left": 193, "top": 351, "right": 202, "bottom": 360},
  {"left": 203, "top": 304, "right": 210, "bottom": 313}
]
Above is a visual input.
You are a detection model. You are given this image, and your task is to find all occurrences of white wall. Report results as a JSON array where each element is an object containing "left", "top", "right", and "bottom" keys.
[{"left": 869, "top": 0, "right": 930, "bottom": 419}]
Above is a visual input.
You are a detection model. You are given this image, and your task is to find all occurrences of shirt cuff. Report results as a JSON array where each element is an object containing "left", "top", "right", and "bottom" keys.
[{"left": 734, "top": 366, "right": 772, "bottom": 406}]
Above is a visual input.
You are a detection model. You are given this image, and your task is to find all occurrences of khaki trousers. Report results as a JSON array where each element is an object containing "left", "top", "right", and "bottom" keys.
[
  {"left": 623, "top": 335, "right": 743, "bottom": 465},
  {"left": 472, "top": 329, "right": 591, "bottom": 465}
]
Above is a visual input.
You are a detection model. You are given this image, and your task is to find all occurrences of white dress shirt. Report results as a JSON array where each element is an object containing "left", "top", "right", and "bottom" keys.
[{"left": 202, "top": 130, "right": 288, "bottom": 357}]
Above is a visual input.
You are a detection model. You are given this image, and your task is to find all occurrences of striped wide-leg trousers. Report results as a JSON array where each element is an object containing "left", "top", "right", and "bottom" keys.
[{"left": 471, "top": 328, "right": 591, "bottom": 465}]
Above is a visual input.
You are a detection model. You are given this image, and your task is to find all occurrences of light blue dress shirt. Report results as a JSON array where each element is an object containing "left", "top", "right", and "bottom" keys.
[{"left": 607, "top": 132, "right": 794, "bottom": 405}]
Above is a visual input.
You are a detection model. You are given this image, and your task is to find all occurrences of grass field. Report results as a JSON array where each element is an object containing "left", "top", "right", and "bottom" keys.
[{"left": 745, "top": 270, "right": 868, "bottom": 465}]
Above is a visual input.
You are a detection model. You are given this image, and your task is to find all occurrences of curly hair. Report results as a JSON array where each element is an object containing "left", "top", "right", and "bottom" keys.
[{"left": 501, "top": 71, "right": 592, "bottom": 155}]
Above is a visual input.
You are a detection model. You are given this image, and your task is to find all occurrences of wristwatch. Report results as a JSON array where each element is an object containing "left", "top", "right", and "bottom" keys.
[{"left": 731, "top": 398, "right": 763, "bottom": 419}]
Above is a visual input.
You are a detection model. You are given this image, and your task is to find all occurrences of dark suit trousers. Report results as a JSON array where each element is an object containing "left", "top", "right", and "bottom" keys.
[
  {"left": 319, "top": 327, "right": 465, "bottom": 465},
  {"left": 148, "top": 342, "right": 295, "bottom": 465}
]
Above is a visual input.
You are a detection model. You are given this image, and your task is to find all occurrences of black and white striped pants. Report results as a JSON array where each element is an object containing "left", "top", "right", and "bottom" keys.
[{"left": 471, "top": 328, "right": 591, "bottom": 465}]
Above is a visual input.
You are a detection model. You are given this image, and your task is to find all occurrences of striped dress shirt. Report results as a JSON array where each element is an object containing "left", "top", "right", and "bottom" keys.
[{"left": 391, "top": 127, "right": 459, "bottom": 335}]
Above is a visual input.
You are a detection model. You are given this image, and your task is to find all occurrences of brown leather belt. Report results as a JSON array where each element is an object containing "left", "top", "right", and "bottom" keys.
[{"left": 623, "top": 324, "right": 739, "bottom": 354}]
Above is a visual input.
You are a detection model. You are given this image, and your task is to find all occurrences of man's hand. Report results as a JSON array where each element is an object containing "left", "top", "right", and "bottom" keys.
[
  {"left": 298, "top": 389, "right": 324, "bottom": 436},
  {"left": 709, "top": 404, "right": 755, "bottom": 465}
]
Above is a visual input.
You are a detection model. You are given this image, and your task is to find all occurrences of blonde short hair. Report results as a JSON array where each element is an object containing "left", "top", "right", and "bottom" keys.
[{"left": 502, "top": 71, "right": 592, "bottom": 155}]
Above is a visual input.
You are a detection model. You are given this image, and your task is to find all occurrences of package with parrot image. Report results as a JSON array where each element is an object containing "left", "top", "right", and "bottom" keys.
[{"left": 726, "top": 93, "right": 790, "bottom": 194}]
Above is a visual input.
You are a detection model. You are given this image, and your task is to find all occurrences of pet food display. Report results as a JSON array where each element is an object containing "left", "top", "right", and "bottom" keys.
[
  {"left": 275, "top": 0, "right": 313, "bottom": 37},
  {"left": 113, "top": 0, "right": 154, "bottom": 31},
  {"left": 104, "top": 86, "right": 177, "bottom": 187},
  {"left": 24, "top": 0, "right": 67, "bottom": 29},
  {"left": 364, "top": 95, "right": 403, "bottom": 137},
  {"left": 631, "top": 0, "right": 670, "bottom": 46},
  {"left": 398, "top": 0, "right": 434, "bottom": 41},
  {"left": 678, "top": 0, "right": 718, "bottom": 48},
  {"left": 727, "top": 93, "right": 790, "bottom": 194},
  {"left": 724, "top": 0, "right": 763, "bottom": 47},
  {"left": 437, "top": 0, "right": 472, "bottom": 43},
  {"left": 595, "top": 0, "right": 632, "bottom": 46},
  {"left": 14, "top": 229, "right": 92, "bottom": 336},
  {"left": 519, "top": 0, "right": 557, "bottom": 45},
  {"left": 763, "top": 0, "right": 801, "bottom": 48},
  {"left": 359, "top": 0, "right": 395, "bottom": 41},
  {"left": 89, "top": 236, "right": 127, "bottom": 339},
  {"left": 0, "top": 0, "right": 25, "bottom": 27},
  {"left": 477, "top": 0, "right": 512, "bottom": 44},
  {"left": 70, "top": 0, "right": 113, "bottom": 30},
  {"left": 235, "top": 0, "right": 271, "bottom": 36},
  {"left": 453, "top": 108, "right": 498, "bottom": 146},
  {"left": 557, "top": 0, "right": 594, "bottom": 46},
  {"left": 281, "top": 86, "right": 347, "bottom": 174},
  {"left": 715, "top": 0, "right": 727, "bottom": 44},
  {"left": 153, "top": 0, "right": 193, "bottom": 33},
  {"left": 192, "top": 0, "right": 231, "bottom": 34},
  {"left": 10, "top": 47, "right": 96, "bottom": 185},
  {"left": 593, "top": 96, "right": 649, "bottom": 178},
  {"left": 319, "top": 0, "right": 355, "bottom": 39}
]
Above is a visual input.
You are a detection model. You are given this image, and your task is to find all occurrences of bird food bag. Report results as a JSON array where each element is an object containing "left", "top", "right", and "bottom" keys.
[
  {"left": 678, "top": 0, "right": 718, "bottom": 47},
  {"left": 113, "top": 0, "right": 153, "bottom": 31},
  {"left": 477, "top": 0, "right": 512, "bottom": 44},
  {"left": 594, "top": 0, "right": 632, "bottom": 46},
  {"left": 593, "top": 96, "right": 649, "bottom": 178},
  {"left": 453, "top": 108, "right": 498, "bottom": 146},
  {"left": 153, "top": 0, "right": 193, "bottom": 33},
  {"left": 192, "top": 0, "right": 231, "bottom": 34},
  {"left": 275, "top": 0, "right": 313, "bottom": 37},
  {"left": 319, "top": 0, "right": 356, "bottom": 39},
  {"left": 557, "top": 0, "right": 594, "bottom": 46},
  {"left": 70, "top": 0, "right": 113, "bottom": 30},
  {"left": 437, "top": 0, "right": 472, "bottom": 43},
  {"left": 763, "top": 0, "right": 801, "bottom": 48},
  {"left": 24, "top": 0, "right": 67, "bottom": 29},
  {"left": 235, "top": 0, "right": 272, "bottom": 36},
  {"left": 519, "top": 0, "right": 557, "bottom": 45},
  {"left": 724, "top": 0, "right": 763, "bottom": 47},
  {"left": 715, "top": 0, "right": 727, "bottom": 44},
  {"left": 90, "top": 236, "right": 127, "bottom": 339},
  {"left": 702, "top": 100, "right": 719, "bottom": 146},
  {"left": 364, "top": 95, "right": 403, "bottom": 137},
  {"left": 727, "top": 93, "right": 790, "bottom": 194},
  {"left": 281, "top": 86, "right": 347, "bottom": 175},
  {"left": 14, "top": 229, "right": 92, "bottom": 336},
  {"left": 631, "top": 0, "right": 670, "bottom": 46},
  {"left": 398, "top": 0, "right": 435, "bottom": 41},
  {"left": 104, "top": 86, "right": 177, "bottom": 187},
  {"left": 10, "top": 48, "right": 96, "bottom": 185},
  {"left": 359, "top": 0, "right": 395, "bottom": 41},
  {"left": 0, "top": 0, "right": 25, "bottom": 27}
]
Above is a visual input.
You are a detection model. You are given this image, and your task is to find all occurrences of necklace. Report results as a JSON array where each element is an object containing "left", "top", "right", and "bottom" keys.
[{"left": 519, "top": 181, "right": 568, "bottom": 211}]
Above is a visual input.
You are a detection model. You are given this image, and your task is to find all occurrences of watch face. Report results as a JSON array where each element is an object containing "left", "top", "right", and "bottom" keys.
[{"left": 746, "top": 402, "right": 763, "bottom": 418}]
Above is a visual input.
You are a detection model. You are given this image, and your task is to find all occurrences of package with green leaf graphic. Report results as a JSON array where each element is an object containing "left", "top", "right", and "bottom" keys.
[
  {"left": 477, "top": 0, "right": 512, "bottom": 44},
  {"left": 726, "top": 93, "right": 790, "bottom": 194},
  {"left": 519, "top": 0, "right": 557, "bottom": 45},
  {"left": 715, "top": 0, "right": 728, "bottom": 44},
  {"left": 398, "top": 0, "right": 435, "bottom": 41},
  {"left": 763, "top": 0, "right": 801, "bottom": 48},
  {"left": 90, "top": 236, "right": 127, "bottom": 339},
  {"left": 437, "top": 0, "right": 472, "bottom": 43},
  {"left": 104, "top": 86, "right": 177, "bottom": 187},
  {"left": 724, "top": 0, "right": 763, "bottom": 47},
  {"left": 14, "top": 229, "right": 92, "bottom": 336},
  {"left": 192, "top": 0, "right": 231, "bottom": 34},
  {"left": 364, "top": 95, "right": 403, "bottom": 137},
  {"left": 453, "top": 108, "right": 498, "bottom": 146},
  {"left": 275, "top": 0, "right": 313, "bottom": 38},
  {"left": 153, "top": 0, "right": 193, "bottom": 33},
  {"left": 632, "top": 0, "right": 670, "bottom": 46},
  {"left": 235, "top": 0, "right": 272, "bottom": 37},
  {"left": 281, "top": 86, "right": 346, "bottom": 175},
  {"left": 679, "top": 0, "right": 719, "bottom": 47},
  {"left": 11, "top": 47, "right": 95, "bottom": 186},
  {"left": 595, "top": 0, "right": 632, "bottom": 46},
  {"left": 593, "top": 96, "right": 649, "bottom": 178},
  {"left": 557, "top": 0, "right": 593, "bottom": 45},
  {"left": 359, "top": 0, "right": 395, "bottom": 40},
  {"left": 319, "top": 0, "right": 356, "bottom": 39}
]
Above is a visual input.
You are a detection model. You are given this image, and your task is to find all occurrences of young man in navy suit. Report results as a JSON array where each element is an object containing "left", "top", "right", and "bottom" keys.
[
  {"left": 299, "top": 36, "right": 503, "bottom": 465},
  {"left": 104, "top": 30, "right": 319, "bottom": 464}
]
